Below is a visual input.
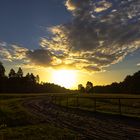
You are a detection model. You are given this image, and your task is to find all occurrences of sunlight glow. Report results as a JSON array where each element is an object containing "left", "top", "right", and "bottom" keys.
[{"left": 52, "top": 69, "right": 77, "bottom": 89}]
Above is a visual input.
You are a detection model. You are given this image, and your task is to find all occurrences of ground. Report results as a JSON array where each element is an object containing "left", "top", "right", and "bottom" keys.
[{"left": 0, "top": 93, "right": 140, "bottom": 140}]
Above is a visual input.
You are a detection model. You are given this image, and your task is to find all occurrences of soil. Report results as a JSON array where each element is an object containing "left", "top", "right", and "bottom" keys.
[{"left": 23, "top": 97, "right": 140, "bottom": 140}]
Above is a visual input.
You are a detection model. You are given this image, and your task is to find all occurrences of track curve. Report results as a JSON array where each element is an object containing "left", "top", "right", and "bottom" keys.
[{"left": 22, "top": 97, "right": 140, "bottom": 140}]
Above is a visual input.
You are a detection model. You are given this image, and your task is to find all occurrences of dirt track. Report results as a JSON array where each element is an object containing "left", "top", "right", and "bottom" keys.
[{"left": 23, "top": 97, "right": 140, "bottom": 140}]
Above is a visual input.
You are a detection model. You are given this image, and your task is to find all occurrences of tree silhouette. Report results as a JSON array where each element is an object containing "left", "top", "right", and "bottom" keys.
[
  {"left": 86, "top": 81, "right": 93, "bottom": 93},
  {"left": 9, "top": 69, "right": 16, "bottom": 78},
  {"left": 92, "top": 71, "right": 140, "bottom": 94},
  {"left": 25, "top": 73, "right": 30, "bottom": 79},
  {"left": 78, "top": 84, "right": 85, "bottom": 93},
  {"left": 30, "top": 73, "right": 36, "bottom": 83},
  {"left": 0, "top": 61, "right": 140, "bottom": 94},
  {"left": 36, "top": 75, "right": 40, "bottom": 83},
  {"left": 0, "top": 62, "right": 70, "bottom": 93},
  {"left": 17, "top": 67, "right": 23, "bottom": 78},
  {"left": 0, "top": 62, "right": 5, "bottom": 77}
]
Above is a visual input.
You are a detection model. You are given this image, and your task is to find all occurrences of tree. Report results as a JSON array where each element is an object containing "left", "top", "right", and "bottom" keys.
[
  {"left": 86, "top": 81, "right": 93, "bottom": 93},
  {"left": 0, "top": 62, "right": 5, "bottom": 77},
  {"left": 25, "top": 73, "right": 30, "bottom": 78},
  {"left": 78, "top": 84, "right": 85, "bottom": 93},
  {"left": 17, "top": 67, "right": 23, "bottom": 78},
  {"left": 9, "top": 69, "right": 16, "bottom": 78},
  {"left": 25, "top": 73, "right": 36, "bottom": 83},
  {"left": 36, "top": 75, "right": 40, "bottom": 83},
  {"left": 30, "top": 73, "right": 36, "bottom": 83}
]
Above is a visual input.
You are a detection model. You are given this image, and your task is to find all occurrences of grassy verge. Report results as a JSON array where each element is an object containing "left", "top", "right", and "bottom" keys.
[{"left": 0, "top": 95, "right": 79, "bottom": 140}]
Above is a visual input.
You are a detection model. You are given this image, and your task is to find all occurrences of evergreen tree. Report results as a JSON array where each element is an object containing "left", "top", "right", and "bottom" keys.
[
  {"left": 17, "top": 67, "right": 23, "bottom": 78},
  {"left": 30, "top": 73, "right": 36, "bottom": 83},
  {"left": 26, "top": 73, "right": 30, "bottom": 78},
  {"left": 0, "top": 62, "right": 5, "bottom": 77},
  {"left": 9, "top": 69, "right": 16, "bottom": 78},
  {"left": 36, "top": 75, "right": 40, "bottom": 83}
]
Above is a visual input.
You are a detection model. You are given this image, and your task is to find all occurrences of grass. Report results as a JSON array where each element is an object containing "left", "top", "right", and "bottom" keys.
[
  {"left": 0, "top": 93, "right": 139, "bottom": 139},
  {"left": 0, "top": 99, "right": 36, "bottom": 127},
  {"left": 53, "top": 93, "right": 140, "bottom": 117},
  {"left": 0, "top": 94, "right": 79, "bottom": 140},
  {"left": 0, "top": 124, "right": 77, "bottom": 140}
]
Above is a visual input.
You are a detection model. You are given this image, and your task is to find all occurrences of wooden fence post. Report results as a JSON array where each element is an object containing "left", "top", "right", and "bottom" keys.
[{"left": 118, "top": 99, "right": 122, "bottom": 115}]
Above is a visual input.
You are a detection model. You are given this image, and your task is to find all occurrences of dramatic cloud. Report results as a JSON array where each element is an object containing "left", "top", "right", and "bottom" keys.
[
  {"left": 0, "top": 42, "right": 62, "bottom": 68},
  {"left": 0, "top": 42, "right": 53, "bottom": 67},
  {"left": 0, "top": 43, "right": 28, "bottom": 62},
  {"left": 40, "top": 0, "right": 140, "bottom": 72},
  {"left": 1, "top": 0, "right": 140, "bottom": 72},
  {"left": 26, "top": 49, "right": 53, "bottom": 67}
]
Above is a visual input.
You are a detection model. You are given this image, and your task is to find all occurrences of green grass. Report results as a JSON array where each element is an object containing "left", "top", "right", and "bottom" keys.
[
  {"left": 0, "top": 94, "right": 79, "bottom": 140},
  {"left": 53, "top": 93, "right": 140, "bottom": 117},
  {"left": 0, "top": 99, "right": 38, "bottom": 127},
  {"left": 0, "top": 93, "right": 140, "bottom": 139},
  {"left": 0, "top": 124, "right": 77, "bottom": 140}
]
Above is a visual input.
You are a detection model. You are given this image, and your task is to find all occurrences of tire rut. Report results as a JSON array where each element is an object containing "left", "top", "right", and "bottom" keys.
[{"left": 23, "top": 98, "right": 140, "bottom": 140}]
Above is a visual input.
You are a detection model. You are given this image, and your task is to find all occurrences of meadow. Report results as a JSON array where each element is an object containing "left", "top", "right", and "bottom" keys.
[
  {"left": 52, "top": 93, "right": 140, "bottom": 117},
  {"left": 0, "top": 94, "right": 78, "bottom": 140},
  {"left": 0, "top": 93, "right": 140, "bottom": 139}
]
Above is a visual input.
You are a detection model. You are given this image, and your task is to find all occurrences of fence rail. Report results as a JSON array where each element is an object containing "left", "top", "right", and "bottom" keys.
[{"left": 50, "top": 95, "right": 140, "bottom": 116}]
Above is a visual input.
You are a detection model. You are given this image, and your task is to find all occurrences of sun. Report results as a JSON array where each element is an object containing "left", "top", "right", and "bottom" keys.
[{"left": 52, "top": 69, "right": 77, "bottom": 88}]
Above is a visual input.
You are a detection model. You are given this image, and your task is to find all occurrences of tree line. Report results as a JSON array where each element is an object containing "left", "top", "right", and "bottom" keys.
[
  {"left": 78, "top": 81, "right": 93, "bottom": 93},
  {"left": 0, "top": 62, "right": 69, "bottom": 93},
  {"left": 0, "top": 61, "right": 140, "bottom": 94},
  {"left": 78, "top": 71, "right": 140, "bottom": 94}
]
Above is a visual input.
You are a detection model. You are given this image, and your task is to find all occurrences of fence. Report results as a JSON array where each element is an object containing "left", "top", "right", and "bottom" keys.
[{"left": 50, "top": 95, "right": 140, "bottom": 117}]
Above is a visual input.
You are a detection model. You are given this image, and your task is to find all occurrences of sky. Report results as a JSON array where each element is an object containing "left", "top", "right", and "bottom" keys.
[{"left": 0, "top": 0, "right": 140, "bottom": 89}]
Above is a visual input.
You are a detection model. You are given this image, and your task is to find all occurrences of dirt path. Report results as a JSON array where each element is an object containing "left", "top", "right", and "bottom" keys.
[{"left": 23, "top": 97, "right": 140, "bottom": 140}]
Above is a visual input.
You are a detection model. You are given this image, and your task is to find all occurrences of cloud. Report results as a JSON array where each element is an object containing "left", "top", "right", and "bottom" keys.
[
  {"left": 0, "top": 43, "right": 28, "bottom": 62},
  {"left": 0, "top": 42, "right": 63, "bottom": 68},
  {"left": 26, "top": 49, "right": 53, "bottom": 67},
  {"left": 1, "top": 0, "right": 140, "bottom": 72},
  {"left": 65, "top": 0, "right": 77, "bottom": 11},
  {"left": 65, "top": 0, "right": 90, "bottom": 12},
  {"left": 0, "top": 42, "right": 54, "bottom": 67},
  {"left": 83, "top": 65, "right": 101, "bottom": 72},
  {"left": 94, "top": 0, "right": 112, "bottom": 13},
  {"left": 40, "top": 0, "right": 140, "bottom": 72}
]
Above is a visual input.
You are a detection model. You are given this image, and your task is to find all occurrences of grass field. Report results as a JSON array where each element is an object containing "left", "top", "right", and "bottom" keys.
[
  {"left": 52, "top": 93, "right": 140, "bottom": 117},
  {"left": 0, "top": 94, "right": 78, "bottom": 140},
  {"left": 0, "top": 93, "right": 140, "bottom": 139}
]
